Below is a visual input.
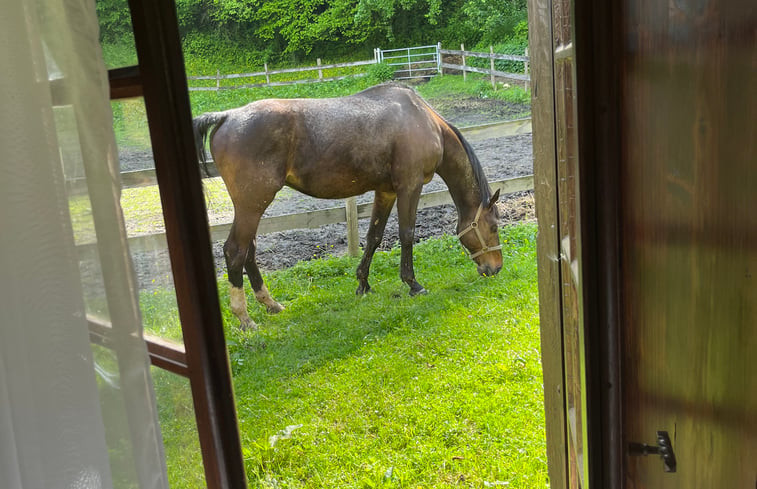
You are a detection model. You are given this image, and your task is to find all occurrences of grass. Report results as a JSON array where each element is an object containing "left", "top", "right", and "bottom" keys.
[
  {"left": 416, "top": 74, "right": 531, "bottom": 106},
  {"left": 143, "top": 223, "right": 547, "bottom": 488}
]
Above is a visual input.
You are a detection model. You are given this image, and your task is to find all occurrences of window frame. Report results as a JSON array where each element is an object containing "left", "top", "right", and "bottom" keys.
[{"left": 90, "top": 1, "right": 248, "bottom": 487}]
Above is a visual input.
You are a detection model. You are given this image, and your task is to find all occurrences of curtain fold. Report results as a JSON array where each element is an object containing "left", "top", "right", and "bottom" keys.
[{"left": 0, "top": 0, "right": 168, "bottom": 488}]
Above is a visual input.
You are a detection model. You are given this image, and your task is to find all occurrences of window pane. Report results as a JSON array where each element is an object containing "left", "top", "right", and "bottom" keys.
[
  {"left": 151, "top": 366, "right": 206, "bottom": 488},
  {"left": 113, "top": 97, "right": 186, "bottom": 344},
  {"left": 96, "top": 0, "right": 138, "bottom": 69}
]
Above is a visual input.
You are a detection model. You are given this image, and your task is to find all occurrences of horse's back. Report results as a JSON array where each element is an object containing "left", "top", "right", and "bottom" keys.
[{"left": 210, "top": 83, "right": 445, "bottom": 200}]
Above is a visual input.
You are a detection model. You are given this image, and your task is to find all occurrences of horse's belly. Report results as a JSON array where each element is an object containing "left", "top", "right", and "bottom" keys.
[{"left": 286, "top": 168, "right": 391, "bottom": 199}]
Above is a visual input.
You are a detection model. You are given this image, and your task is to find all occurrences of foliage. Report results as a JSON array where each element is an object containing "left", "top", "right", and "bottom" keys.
[
  {"left": 141, "top": 223, "right": 547, "bottom": 487},
  {"left": 469, "top": 20, "right": 529, "bottom": 74},
  {"left": 365, "top": 61, "right": 395, "bottom": 84},
  {"left": 462, "top": 0, "right": 527, "bottom": 47},
  {"left": 97, "top": 0, "right": 528, "bottom": 67},
  {"left": 95, "top": 0, "right": 133, "bottom": 44}
]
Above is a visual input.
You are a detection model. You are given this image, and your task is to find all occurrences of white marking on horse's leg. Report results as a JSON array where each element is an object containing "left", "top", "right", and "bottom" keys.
[
  {"left": 255, "top": 284, "right": 285, "bottom": 314},
  {"left": 230, "top": 286, "right": 256, "bottom": 330}
]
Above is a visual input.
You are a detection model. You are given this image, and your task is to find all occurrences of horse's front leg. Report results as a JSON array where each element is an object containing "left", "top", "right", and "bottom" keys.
[
  {"left": 245, "top": 237, "right": 284, "bottom": 314},
  {"left": 396, "top": 187, "right": 427, "bottom": 296},
  {"left": 356, "top": 191, "right": 396, "bottom": 295}
]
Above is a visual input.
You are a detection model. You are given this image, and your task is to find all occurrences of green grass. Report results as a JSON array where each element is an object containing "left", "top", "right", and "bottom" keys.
[
  {"left": 416, "top": 74, "right": 531, "bottom": 106},
  {"left": 144, "top": 223, "right": 547, "bottom": 488}
]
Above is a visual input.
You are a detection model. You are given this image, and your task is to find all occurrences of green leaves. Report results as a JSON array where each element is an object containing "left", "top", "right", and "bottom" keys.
[{"left": 98, "top": 0, "right": 529, "bottom": 66}]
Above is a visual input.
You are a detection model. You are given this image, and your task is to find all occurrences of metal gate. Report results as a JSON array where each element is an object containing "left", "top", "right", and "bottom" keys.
[{"left": 376, "top": 44, "right": 440, "bottom": 81}]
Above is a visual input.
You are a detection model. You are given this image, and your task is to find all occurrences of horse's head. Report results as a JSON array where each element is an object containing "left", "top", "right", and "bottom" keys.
[{"left": 457, "top": 189, "right": 503, "bottom": 277}]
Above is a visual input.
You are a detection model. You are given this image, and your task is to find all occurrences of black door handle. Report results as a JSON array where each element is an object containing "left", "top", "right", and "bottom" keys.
[{"left": 628, "top": 430, "right": 677, "bottom": 473}]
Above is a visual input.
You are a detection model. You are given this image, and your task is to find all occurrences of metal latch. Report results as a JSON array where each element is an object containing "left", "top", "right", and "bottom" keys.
[{"left": 628, "top": 430, "right": 677, "bottom": 473}]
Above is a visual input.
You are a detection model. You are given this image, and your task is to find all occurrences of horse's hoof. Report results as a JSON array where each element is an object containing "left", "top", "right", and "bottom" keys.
[
  {"left": 356, "top": 284, "right": 372, "bottom": 295},
  {"left": 409, "top": 286, "right": 428, "bottom": 297},
  {"left": 239, "top": 318, "right": 258, "bottom": 331},
  {"left": 267, "top": 302, "right": 285, "bottom": 314}
]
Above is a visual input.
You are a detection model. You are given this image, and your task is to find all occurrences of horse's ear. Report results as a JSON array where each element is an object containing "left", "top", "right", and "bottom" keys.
[{"left": 488, "top": 189, "right": 500, "bottom": 209}]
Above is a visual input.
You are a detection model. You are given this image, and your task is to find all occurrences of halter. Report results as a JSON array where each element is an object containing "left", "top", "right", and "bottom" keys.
[{"left": 457, "top": 204, "right": 502, "bottom": 259}]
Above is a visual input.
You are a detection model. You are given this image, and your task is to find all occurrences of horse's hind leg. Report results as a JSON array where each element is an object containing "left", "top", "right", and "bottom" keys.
[
  {"left": 356, "top": 191, "right": 396, "bottom": 295},
  {"left": 244, "top": 239, "right": 284, "bottom": 314},
  {"left": 224, "top": 220, "right": 257, "bottom": 330}
]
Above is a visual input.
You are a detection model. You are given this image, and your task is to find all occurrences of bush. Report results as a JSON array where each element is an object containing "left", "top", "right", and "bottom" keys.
[{"left": 366, "top": 62, "right": 395, "bottom": 84}]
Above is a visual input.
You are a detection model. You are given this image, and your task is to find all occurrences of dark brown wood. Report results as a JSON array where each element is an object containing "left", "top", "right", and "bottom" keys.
[
  {"left": 551, "top": 0, "right": 593, "bottom": 486},
  {"left": 88, "top": 317, "right": 189, "bottom": 377},
  {"left": 572, "top": 0, "right": 624, "bottom": 487},
  {"left": 527, "top": 0, "right": 568, "bottom": 487},
  {"left": 618, "top": 1, "right": 757, "bottom": 487},
  {"left": 108, "top": 66, "right": 143, "bottom": 99},
  {"left": 125, "top": 0, "right": 248, "bottom": 487}
]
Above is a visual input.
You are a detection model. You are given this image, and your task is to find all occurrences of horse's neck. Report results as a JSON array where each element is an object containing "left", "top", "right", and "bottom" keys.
[{"left": 436, "top": 156, "right": 482, "bottom": 221}]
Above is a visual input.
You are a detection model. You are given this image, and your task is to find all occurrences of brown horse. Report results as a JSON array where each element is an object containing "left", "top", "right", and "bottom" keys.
[{"left": 193, "top": 82, "right": 502, "bottom": 330}]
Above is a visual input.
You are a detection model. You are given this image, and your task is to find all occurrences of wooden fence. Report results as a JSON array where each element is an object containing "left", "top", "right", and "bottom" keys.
[
  {"left": 439, "top": 44, "right": 530, "bottom": 90},
  {"left": 67, "top": 119, "right": 532, "bottom": 194},
  {"left": 74, "top": 119, "right": 533, "bottom": 257},
  {"left": 187, "top": 58, "right": 377, "bottom": 91},
  {"left": 185, "top": 44, "right": 530, "bottom": 92},
  {"left": 76, "top": 174, "right": 534, "bottom": 257}
]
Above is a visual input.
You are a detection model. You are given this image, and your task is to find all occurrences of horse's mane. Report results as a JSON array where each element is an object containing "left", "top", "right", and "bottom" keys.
[
  {"left": 412, "top": 92, "right": 490, "bottom": 204},
  {"left": 445, "top": 122, "right": 491, "bottom": 204}
]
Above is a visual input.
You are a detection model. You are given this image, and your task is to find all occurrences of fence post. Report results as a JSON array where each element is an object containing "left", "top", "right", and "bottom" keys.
[
  {"left": 216, "top": 69, "right": 220, "bottom": 90},
  {"left": 345, "top": 197, "right": 360, "bottom": 257},
  {"left": 317, "top": 58, "right": 323, "bottom": 80},
  {"left": 264, "top": 62, "right": 270, "bottom": 84},
  {"left": 407, "top": 48, "right": 412, "bottom": 79},
  {"left": 524, "top": 47, "right": 530, "bottom": 91},
  {"left": 490, "top": 46, "right": 496, "bottom": 90},
  {"left": 461, "top": 43, "right": 466, "bottom": 82},
  {"left": 437, "top": 42, "right": 442, "bottom": 75}
]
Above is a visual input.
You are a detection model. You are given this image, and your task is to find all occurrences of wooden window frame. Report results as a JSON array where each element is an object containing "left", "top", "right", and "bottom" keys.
[
  {"left": 89, "top": 0, "right": 248, "bottom": 487},
  {"left": 530, "top": 0, "right": 623, "bottom": 487}
]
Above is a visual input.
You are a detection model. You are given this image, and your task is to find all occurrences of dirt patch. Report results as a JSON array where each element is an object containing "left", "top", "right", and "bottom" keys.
[
  {"left": 432, "top": 96, "right": 531, "bottom": 127},
  {"left": 118, "top": 94, "right": 534, "bottom": 289}
]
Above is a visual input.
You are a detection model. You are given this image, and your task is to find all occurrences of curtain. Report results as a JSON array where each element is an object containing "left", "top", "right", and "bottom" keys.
[{"left": 0, "top": 0, "right": 168, "bottom": 488}]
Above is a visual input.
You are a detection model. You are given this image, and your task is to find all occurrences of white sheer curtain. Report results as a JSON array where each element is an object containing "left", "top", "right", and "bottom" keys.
[{"left": 0, "top": 0, "right": 168, "bottom": 488}]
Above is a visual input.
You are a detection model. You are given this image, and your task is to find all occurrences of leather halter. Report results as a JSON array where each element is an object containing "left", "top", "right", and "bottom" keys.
[{"left": 457, "top": 204, "right": 502, "bottom": 259}]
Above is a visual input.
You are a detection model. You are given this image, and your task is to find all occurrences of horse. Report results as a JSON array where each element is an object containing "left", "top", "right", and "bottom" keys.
[{"left": 193, "top": 82, "right": 503, "bottom": 330}]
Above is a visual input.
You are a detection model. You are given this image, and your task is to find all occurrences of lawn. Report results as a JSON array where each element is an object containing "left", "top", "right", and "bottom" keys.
[{"left": 145, "top": 223, "right": 547, "bottom": 488}]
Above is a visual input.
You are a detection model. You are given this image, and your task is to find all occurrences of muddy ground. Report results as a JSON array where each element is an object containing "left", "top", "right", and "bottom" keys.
[{"left": 121, "top": 94, "right": 535, "bottom": 289}]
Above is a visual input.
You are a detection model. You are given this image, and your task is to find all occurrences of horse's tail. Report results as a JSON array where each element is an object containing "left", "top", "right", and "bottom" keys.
[{"left": 192, "top": 111, "right": 228, "bottom": 177}]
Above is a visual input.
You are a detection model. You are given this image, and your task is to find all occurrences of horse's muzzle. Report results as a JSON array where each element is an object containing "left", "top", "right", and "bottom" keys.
[{"left": 478, "top": 263, "right": 502, "bottom": 277}]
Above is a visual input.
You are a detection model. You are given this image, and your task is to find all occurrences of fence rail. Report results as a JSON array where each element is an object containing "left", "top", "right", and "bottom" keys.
[
  {"left": 184, "top": 43, "right": 531, "bottom": 91},
  {"left": 67, "top": 119, "right": 531, "bottom": 194},
  {"left": 73, "top": 118, "right": 534, "bottom": 257},
  {"left": 439, "top": 48, "right": 529, "bottom": 62},
  {"left": 439, "top": 45, "right": 530, "bottom": 89},
  {"left": 187, "top": 59, "right": 377, "bottom": 91},
  {"left": 76, "top": 175, "right": 534, "bottom": 256}
]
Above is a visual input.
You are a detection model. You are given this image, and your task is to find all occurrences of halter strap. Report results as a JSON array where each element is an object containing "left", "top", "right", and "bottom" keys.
[{"left": 457, "top": 204, "right": 502, "bottom": 259}]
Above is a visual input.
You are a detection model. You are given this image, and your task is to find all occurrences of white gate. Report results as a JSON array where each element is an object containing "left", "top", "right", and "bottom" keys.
[{"left": 376, "top": 44, "right": 440, "bottom": 80}]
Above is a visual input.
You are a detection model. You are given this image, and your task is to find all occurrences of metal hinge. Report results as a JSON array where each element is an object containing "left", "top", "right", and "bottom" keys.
[{"left": 628, "top": 430, "right": 677, "bottom": 473}]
